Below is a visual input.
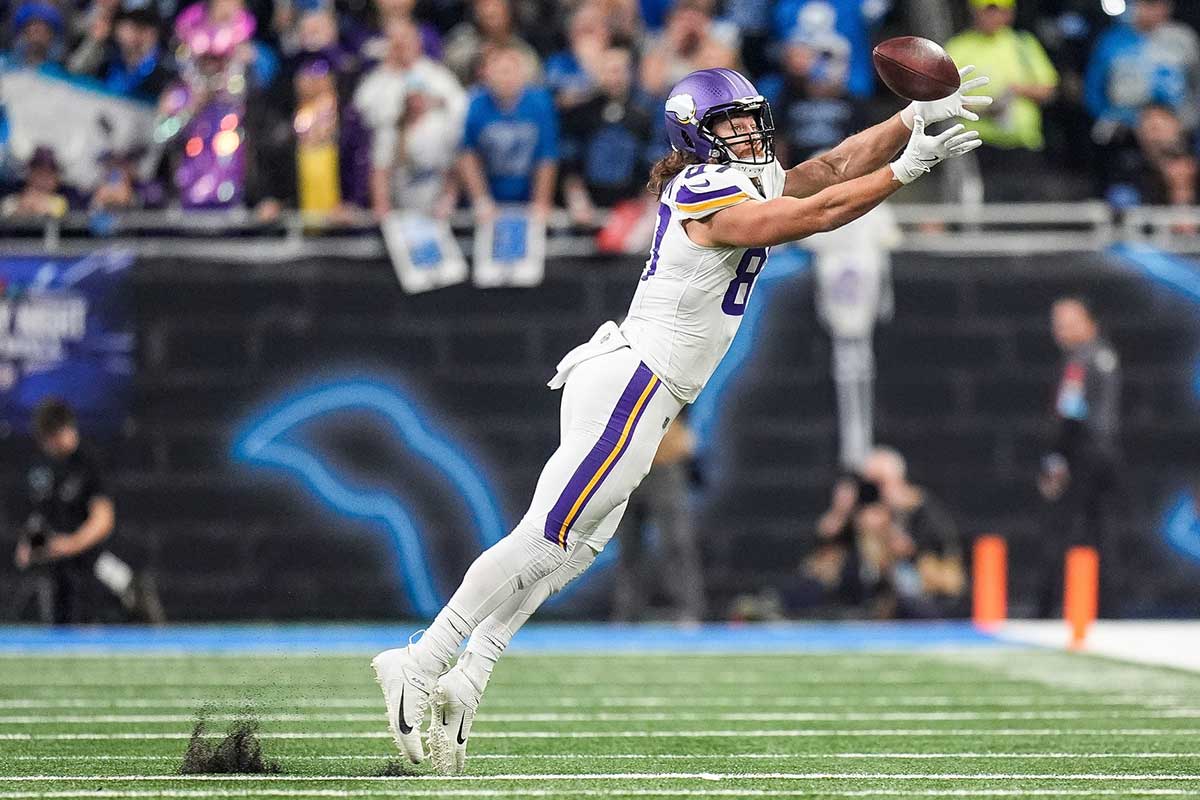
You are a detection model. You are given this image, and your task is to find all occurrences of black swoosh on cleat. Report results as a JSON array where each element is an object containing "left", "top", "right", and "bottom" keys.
[
  {"left": 456, "top": 714, "right": 468, "bottom": 745},
  {"left": 442, "top": 708, "right": 448, "bottom": 727},
  {"left": 397, "top": 686, "right": 413, "bottom": 735}
]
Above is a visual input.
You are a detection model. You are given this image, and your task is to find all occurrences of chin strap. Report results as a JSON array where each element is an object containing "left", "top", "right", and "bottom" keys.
[
  {"left": 731, "top": 161, "right": 768, "bottom": 179},
  {"left": 708, "top": 148, "right": 770, "bottom": 180}
]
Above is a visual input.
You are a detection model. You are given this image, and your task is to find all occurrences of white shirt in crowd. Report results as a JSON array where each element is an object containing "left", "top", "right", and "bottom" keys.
[{"left": 354, "top": 57, "right": 468, "bottom": 213}]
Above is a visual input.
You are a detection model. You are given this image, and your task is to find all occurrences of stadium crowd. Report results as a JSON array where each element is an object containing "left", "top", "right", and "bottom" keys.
[{"left": 1, "top": 0, "right": 1198, "bottom": 219}]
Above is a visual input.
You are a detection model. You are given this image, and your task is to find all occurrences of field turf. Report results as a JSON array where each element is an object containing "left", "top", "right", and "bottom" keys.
[{"left": 2, "top": 637, "right": 1199, "bottom": 798}]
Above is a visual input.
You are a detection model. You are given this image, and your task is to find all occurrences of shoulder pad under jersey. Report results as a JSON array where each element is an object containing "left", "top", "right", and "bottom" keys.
[{"left": 665, "top": 164, "right": 758, "bottom": 220}]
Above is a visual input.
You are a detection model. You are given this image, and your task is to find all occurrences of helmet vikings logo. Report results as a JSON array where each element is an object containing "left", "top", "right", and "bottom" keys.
[{"left": 666, "top": 93, "right": 697, "bottom": 125}]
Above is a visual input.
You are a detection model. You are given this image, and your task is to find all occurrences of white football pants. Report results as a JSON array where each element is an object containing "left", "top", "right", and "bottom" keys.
[{"left": 412, "top": 345, "right": 684, "bottom": 672}]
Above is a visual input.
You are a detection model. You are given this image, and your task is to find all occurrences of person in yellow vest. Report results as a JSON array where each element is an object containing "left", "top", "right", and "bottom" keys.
[{"left": 946, "top": 0, "right": 1059, "bottom": 199}]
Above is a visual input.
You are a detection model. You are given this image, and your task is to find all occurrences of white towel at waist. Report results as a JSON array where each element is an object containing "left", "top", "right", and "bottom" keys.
[{"left": 546, "top": 320, "right": 630, "bottom": 390}]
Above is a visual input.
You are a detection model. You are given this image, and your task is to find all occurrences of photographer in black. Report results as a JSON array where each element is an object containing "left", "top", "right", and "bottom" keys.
[
  {"left": 729, "top": 473, "right": 913, "bottom": 620},
  {"left": 13, "top": 399, "right": 161, "bottom": 624}
]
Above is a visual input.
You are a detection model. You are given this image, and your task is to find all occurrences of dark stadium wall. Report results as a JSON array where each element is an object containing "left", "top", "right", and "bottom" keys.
[{"left": 3, "top": 250, "right": 1199, "bottom": 620}]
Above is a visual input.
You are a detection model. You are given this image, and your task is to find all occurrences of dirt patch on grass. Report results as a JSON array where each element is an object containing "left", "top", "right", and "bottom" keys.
[{"left": 180, "top": 714, "right": 282, "bottom": 774}]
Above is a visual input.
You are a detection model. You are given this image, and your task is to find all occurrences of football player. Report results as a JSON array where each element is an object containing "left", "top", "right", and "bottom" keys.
[{"left": 373, "top": 65, "right": 991, "bottom": 774}]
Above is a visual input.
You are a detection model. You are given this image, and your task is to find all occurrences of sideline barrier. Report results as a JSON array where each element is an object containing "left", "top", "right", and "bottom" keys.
[
  {"left": 972, "top": 535, "right": 1007, "bottom": 630},
  {"left": 1064, "top": 546, "right": 1100, "bottom": 648},
  {"left": 3, "top": 203, "right": 1200, "bottom": 259}
]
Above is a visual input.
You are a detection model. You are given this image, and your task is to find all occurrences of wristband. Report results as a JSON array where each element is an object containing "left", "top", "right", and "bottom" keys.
[{"left": 890, "top": 155, "right": 927, "bottom": 185}]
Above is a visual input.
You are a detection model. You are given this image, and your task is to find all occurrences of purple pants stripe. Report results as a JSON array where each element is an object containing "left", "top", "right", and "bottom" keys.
[{"left": 544, "top": 362, "right": 660, "bottom": 548}]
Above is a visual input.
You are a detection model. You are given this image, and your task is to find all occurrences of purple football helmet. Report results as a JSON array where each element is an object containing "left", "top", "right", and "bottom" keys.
[{"left": 664, "top": 68, "right": 775, "bottom": 176}]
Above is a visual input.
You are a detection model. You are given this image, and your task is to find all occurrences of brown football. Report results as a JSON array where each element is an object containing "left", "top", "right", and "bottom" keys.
[{"left": 872, "top": 36, "right": 960, "bottom": 102}]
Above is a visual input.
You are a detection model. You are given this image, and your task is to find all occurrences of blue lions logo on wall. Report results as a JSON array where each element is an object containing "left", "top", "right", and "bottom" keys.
[{"left": 233, "top": 377, "right": 509, "bottom": 617}]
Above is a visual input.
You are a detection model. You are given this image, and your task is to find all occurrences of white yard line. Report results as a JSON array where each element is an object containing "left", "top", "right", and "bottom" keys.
[
  {"left": 0, "top": 791, "right": 1193, "bottom": 799},
  {"left": 4, "top": 710, "right": 1199, "bottom": 724},
  {"left": 5, "top": 773, "right": 1199, "bottom": 782},
  {"left": 7, "top": 752, "right": 1198, "bottom": 762},
  {"left": 0, "top": 695, "right": 1186, "bottom": 709},
  {"left": 0, "top": 674, "right": 1040, "bottom": 688},
  {"left": 0, "top": 652, "right": 1009, "bottom": 663},
  {"left": 3, "top": 728, "right": 1199, "bottom": 740}
]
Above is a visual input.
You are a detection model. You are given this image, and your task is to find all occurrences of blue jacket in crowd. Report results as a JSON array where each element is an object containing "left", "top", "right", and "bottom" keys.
[{"left": 463, "top": 86, "right": 560, "bottom": 203}]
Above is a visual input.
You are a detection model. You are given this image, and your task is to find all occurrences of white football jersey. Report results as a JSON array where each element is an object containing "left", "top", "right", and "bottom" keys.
[{"left": 620, "top": 160, "right": 786, "bottom": 403}]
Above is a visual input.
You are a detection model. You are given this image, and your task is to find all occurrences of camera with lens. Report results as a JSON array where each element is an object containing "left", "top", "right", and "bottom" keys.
[{"left": 23, "top": 514, "right": 49, "bottom": 551}]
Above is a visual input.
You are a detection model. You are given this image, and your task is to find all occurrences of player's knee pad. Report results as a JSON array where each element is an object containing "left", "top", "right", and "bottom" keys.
[
  {"left": 514, "top": 544, "right": 596, "bottom": 619},
  {"left": 548, "top": 545, "right": 597, "bottom": 595},
  {"left": 506, "top": 518, "right": 573, "bottom": 590}
]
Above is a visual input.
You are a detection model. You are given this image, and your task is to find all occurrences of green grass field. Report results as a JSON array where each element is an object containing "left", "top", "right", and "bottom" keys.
[{"left": 2, "top": 646, "right": 1199, "bottom": 798}]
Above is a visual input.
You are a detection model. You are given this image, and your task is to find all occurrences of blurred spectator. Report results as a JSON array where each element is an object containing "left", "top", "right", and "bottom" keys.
[
  {"left": 639, "top": 0, "right": 738, "bottom": 98},
  {"left": 361, "top": 0, "right": 444, "bottom": 62},
  {"left": 1, "top": 146, "right": 77, "bottom": 217},
  {"left": 771, "top": 0, "right": 891, "bottom": 99},
  {"left": 155, "top": 0, "right": 265, "bottom": 208},
  {"left": 947, "top": 0, "right": 1058, "bottom": 150},
  {"left": 240, "top": 48, "right": 373, "bottom": 219},
  {"left": 560, "top": 45, "right": 655, "bottom": 222},
  {"left": 354, "top": 17, "right": 466, "bottom": 219},
  {"left": 544, "top": 2, "right": 611, "bottom": 110},
  {"left": 860, "top": 447, "right": 965, "bottom": 619},
  {"left": 639, "top": 0, "right": 672, "bottom": 32},
  {"left": 1025, "top": 2, "right": 1107, "bottom": 178},
  {"left": 1085, "top": 0, "right": 1200, "bottom": 141},
  {"left": 1104, "top": 104, "right": 1197, "bottom": 211},
  {"left": 1035, "top": 297, "right": 1122, "bottom": 618},
  {"left": 442, "top": 0, "right": 539, "bottom": 86},
  {"left": 946, "top": 0, "right": 1059, "bottom": 201},
  {"left": 725, "top": 0, "right": 776, "bottom": 77},
  {"left": 174, "top": 0, "right": 280, "bottom": 89},
  {"left": 4, "top": 1, "right": 66, "bottom": 70},
  {"left": 759, "top": 26, "right": 867, "bottom": 164},
  {"left": 458, "top": 44, "right": 557, "bottom": 217},
  {"left": 68, "top": 0, "right": 175, "bottom": 104},
  {"left": 280, "top": 5, "right": 361, "bottom": 83},
  {"left": 596, "top": 0, "right": 643, "bottom": 45},
  {"left": 612, "top": 413, "right": 703, "bottom": 624},
  {"left": 90, "top": 146, "right": 165, "bottom": 210},
  {"left": 291, "top": 57, "right": 344, "bottom": 213},
  {"left": 12, "top": 399, "right": 164, "bottom": 624},
  {"left": 69, "top": 0, "right": 120, "bottom": 55}
]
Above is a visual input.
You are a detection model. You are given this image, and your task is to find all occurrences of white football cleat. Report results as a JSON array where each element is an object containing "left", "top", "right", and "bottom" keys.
[
  {"left": 371, "top": 645, "right": 437, "bottom": 764},
  {"left": 427, "top": 666, "right": 481, "bottom": 775}
]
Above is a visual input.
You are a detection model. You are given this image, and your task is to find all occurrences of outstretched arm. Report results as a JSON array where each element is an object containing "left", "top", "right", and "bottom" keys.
[
  {"left": 783, "top": 114, "right": 910, "bottom": 199},
  {"left": 690, "top": 118, "right": 980, "bottom": 247},
  {"left": 784, "top": 66, "right": 993, "bottom": 199},
  {"left": 698, "top": 166, "right": 902, "bottom": 246}
]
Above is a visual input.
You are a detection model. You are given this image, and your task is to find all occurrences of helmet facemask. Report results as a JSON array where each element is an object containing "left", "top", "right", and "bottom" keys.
[{"left": 701, "top": 100, "right": 775, "bottom": 178}]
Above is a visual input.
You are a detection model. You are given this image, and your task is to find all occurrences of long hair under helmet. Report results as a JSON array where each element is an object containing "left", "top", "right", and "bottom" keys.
[{"left": 663, "top": 68, "right": 775, "bottom": 178}]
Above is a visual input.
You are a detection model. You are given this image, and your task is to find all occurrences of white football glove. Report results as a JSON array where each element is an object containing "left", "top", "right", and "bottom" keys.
[
  {"left": 890, "top": 116, "right": 983, "bottom": 184},
  {"left": 900, "top": 65, "right": 994, "bottom": 129}
]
